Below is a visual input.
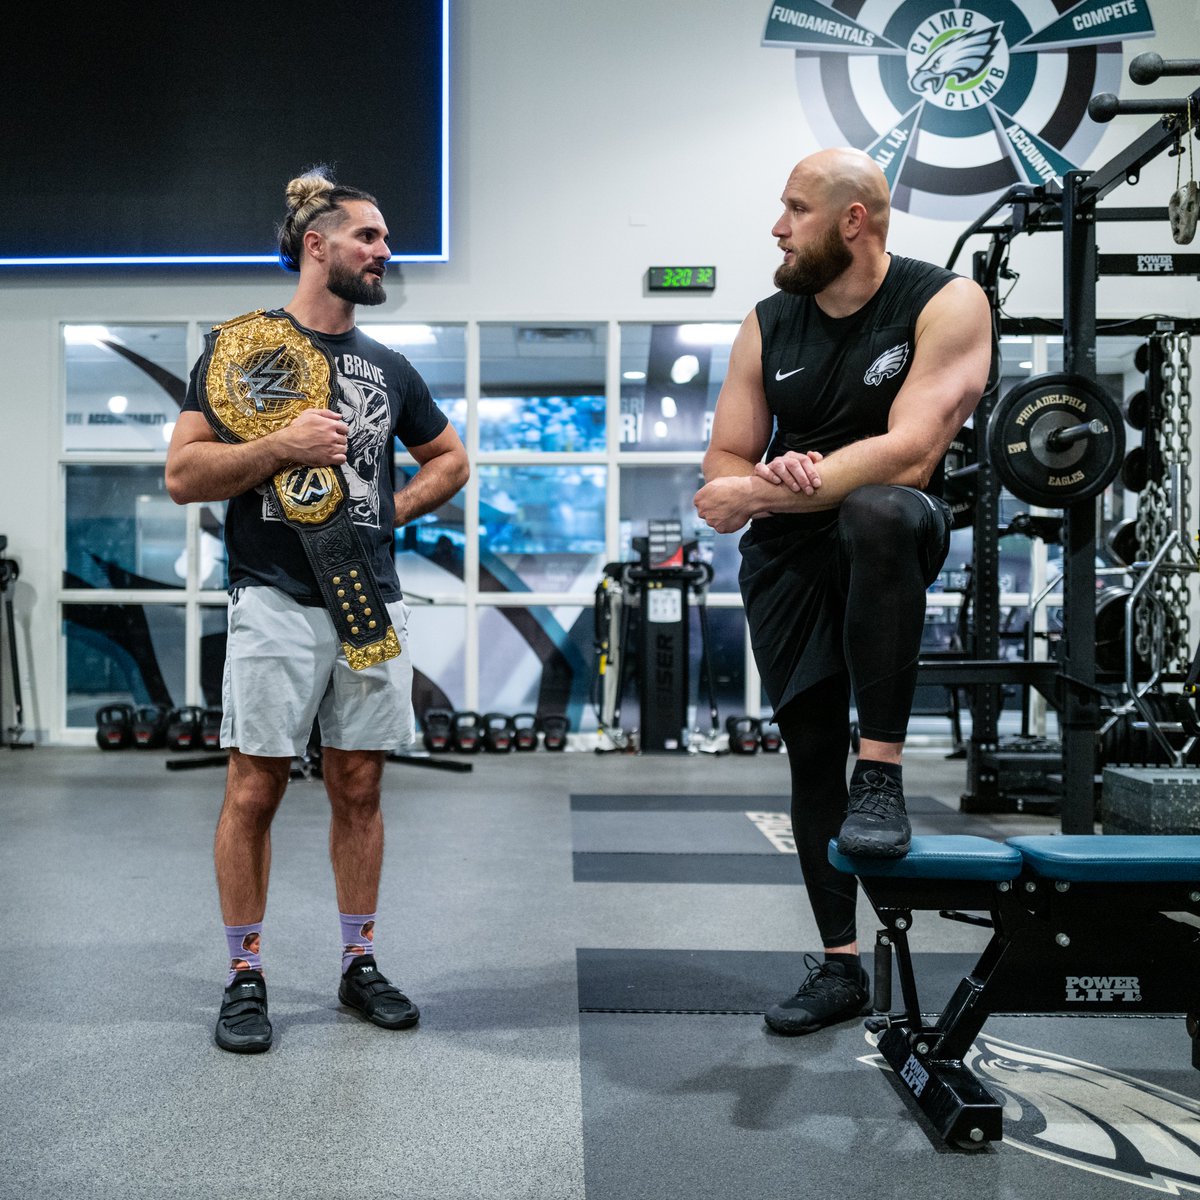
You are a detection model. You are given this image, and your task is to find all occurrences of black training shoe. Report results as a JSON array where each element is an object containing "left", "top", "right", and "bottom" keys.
[
  {"left": 215, "top": 970, "right": 272, "bottom": 1053},
  {"left": 338, "top": 956, "right": 420, "bottom": 1030},
  {"left": 836, "top": 768, "right": 911, "bottom": 858},
  {"left": 764, "top": 955, "right": 870, "bottom": 1035}
]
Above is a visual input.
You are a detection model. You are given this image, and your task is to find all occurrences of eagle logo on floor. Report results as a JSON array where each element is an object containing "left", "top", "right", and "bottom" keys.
[{"left": 862, "top": 1032, "right": 1200, "bottom": 1192}]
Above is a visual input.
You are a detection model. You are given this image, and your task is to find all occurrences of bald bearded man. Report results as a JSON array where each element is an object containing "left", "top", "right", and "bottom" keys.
[{"left": 694, "top": 148, "right": 992, "bottom": 1034}]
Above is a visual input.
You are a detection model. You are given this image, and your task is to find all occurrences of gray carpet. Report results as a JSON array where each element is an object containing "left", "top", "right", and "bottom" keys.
[
  {"left": 2, "top": 748, "right": 1196, "bottom": 1200},
  {"left": 579, "top": 1012, "right": 1199, "bottom": 1200}
]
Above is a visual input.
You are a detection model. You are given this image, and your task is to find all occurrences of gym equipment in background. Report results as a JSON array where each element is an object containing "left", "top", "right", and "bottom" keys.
[
  {"left": 0, "top": 539, "right": 32, "bottom": 749},
  {"left": 132, "top": 705, "right": 170, "bottom": 749},
  {"left": 450, "top": 711, "right": 482, "bottom": 753},
  {"left": 166, "top": 706, "right": 205, "bottom": 751},
  {"left": 726, "top": 716, "right": 760, "bottom": 755},
  {"left": 540, "top": 714, "right": 569, "bottom": 751},
  {"left": 482, "top": 712, "right": 515, "bottom": 753},
  {"left": 95, "top": 704, "right": 135, "bottom": 751},
  {"left": 421, "top": 708, "right": 454, "bottom": 753},
  {"left": 937, "top": 55, "right": 1200, "bottom": 826},
  {"left": 592, "top": 520, "right": 719, "bottom": 753},
  {"left": 512, "top": 713, "right": 538, "bottom": 751}
]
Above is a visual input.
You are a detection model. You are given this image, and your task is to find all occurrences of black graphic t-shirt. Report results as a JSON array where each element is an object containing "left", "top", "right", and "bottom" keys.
[
  {"left": 182, "top": 314, "right": 448, "bottom": 604},
  {"left": 756, "top": 253, "right": 955, "bottom": 496}
]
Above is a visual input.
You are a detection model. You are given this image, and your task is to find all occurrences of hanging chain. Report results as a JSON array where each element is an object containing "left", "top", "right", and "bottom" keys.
[
  {"left": 1177, "top": 98, "right": 1195, "bottom": 194},
  {"left": 1133, "top": 333, "right": 1193, "bottom": 670}
]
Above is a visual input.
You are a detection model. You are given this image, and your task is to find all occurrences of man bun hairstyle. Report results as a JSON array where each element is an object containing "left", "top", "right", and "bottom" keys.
[{"left": 277, "top": 165, "right": 378, "bottom": 272}]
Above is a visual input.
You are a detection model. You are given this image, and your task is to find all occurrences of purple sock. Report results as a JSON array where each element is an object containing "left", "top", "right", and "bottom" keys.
[
  {"left": 224, "top": 922, "right": 263, "bottom": 986},
  {"left": 340, "top": 912, "right": 376, "bottom": 975}
]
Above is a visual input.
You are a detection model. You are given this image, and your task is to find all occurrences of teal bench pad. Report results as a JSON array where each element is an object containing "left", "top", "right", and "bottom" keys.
[
  {"left": 1007, "top": 835, "right": 1200, "bottom": 882},
  {"left": 828, "top": 835, "right": 1022, "bottom": 881}
]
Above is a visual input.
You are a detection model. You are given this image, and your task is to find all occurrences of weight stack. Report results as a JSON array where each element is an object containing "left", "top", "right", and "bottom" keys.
[
  {"left": 979, "top": 736, "right": 1063, "bottom": 811},
  {"left": 1101, "top": 766, "right": 1200, "bottom": 834}
]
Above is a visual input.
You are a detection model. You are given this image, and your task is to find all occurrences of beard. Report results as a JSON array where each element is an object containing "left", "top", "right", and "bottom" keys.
[
  {"left": 327, "top": 259, "right": 387, "bottom": 306},
  {"left": 774, "top": 222, "right": 852, "bottom": 295}
]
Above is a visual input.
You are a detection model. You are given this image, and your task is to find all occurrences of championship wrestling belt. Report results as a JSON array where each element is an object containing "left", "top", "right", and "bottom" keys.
[{"left": 197, "top": 309, "right": 401, "bottom": 671}]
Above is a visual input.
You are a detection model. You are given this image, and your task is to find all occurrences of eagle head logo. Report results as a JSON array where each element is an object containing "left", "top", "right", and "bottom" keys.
[
  {"left": 910, "top": 22, "right": 1003, "bottom": 97},
  {"left": 863, "top": 342, "right": 910, "bottom": 386},
  {"left": 860, "top": 1032, "right": 1200, "bottom": 1192}
]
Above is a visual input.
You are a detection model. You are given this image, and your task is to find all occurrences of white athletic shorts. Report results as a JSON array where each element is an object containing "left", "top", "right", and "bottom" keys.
[{"left": 221, "top": 585, "right": 415, "bottom": 758}]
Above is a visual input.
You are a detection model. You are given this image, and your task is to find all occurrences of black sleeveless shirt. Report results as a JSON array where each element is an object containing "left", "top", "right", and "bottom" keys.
[
  {"left": 738, "top": 254, "right": 957, "bottom": 713},
  {"left": 756, "top": 253, "right": 956, "bottom": 496}
]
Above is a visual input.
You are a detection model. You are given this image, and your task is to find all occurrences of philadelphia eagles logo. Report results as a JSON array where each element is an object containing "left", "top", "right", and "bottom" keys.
[
  {"left": 762, "top": 0, "right": 1159, "bottom": 219},
  {"left": 864, "top": 343, "right": 909, "bottom": 385},
  {"left": 910, "top": 21, "right": 1003, "bottom": 97},
  {"left": 861, "top": 1032, "right": 1200, "bottom": 1192}
]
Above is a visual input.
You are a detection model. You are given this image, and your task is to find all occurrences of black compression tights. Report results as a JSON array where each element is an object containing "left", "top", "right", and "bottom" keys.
[
  {"left": 837, "top": 484, "right": 948, "bottom": 743},
  {"left": 773, "top": 485, "right": 949, "bottom": 947},
  {"left": 776, "top": 675, "right": 857, "bottom": 948}
]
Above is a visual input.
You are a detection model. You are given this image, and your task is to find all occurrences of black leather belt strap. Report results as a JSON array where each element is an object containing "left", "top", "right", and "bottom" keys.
[{"left": 197, "top": 309, "right": 401, "bottom": 670}]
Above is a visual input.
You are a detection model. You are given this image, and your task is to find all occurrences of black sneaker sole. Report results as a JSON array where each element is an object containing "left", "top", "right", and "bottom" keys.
[
  {"left": 214, "top": 1029, "right": 272, "bottom": 1053},
  {"left": 338, "top": 989, "right": 420, "bottom": 1030},
  {"left": 764, "top": 1000, "right": 871, "bottom": 1036},
  {"left": 835, "top": 833, "right": 910, "bottom": 859}
]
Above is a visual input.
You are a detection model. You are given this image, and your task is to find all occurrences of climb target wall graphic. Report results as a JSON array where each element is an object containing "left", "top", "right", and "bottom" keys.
[{"left": 763, "top": 0, "right": 1157, "bottom": 219}]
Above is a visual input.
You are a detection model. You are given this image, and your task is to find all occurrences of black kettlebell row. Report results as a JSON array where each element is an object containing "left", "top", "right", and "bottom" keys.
[
  {"left": 95, "top": 703, "right": 221, "bottom": 751},
  {"left": 420, "top": 708, "right": 570, "bottom": 754},
  {"left": 724, "top": 715, "right": 783, "bottom": 755}
]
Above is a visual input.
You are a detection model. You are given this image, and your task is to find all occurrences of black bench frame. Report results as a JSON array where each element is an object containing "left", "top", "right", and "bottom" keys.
[{"left": 859, "top": 867, "right": 1200, "bottom": 1149}]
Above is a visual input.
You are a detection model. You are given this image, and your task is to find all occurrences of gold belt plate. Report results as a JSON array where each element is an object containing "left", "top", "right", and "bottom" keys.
[{"left": 202, "top": 309, "right": 335, "bottom": 443}]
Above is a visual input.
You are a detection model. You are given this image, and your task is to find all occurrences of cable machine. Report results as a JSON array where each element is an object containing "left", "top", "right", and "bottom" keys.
[{"left": 593, "top": 519, "right": 719, "bottom": 753}]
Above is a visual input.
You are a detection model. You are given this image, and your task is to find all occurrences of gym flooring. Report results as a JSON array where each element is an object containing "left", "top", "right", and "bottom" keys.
[{"left": 2, "top": 746, "right": 1197, "bottom": 1199}]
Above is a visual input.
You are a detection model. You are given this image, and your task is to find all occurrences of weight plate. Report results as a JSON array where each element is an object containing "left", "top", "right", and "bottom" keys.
[
  {"left": 1105, "top": 517, "right": 1139, "bottom": 568},
  {"left": 987, "top": 373, "right": 1125, "bottom": 507},
  {"left": 942, "top": 429, "right": 977, "bottom": 530},
  {"left": 1121, "top": 445, "right": 1148, "bottom": 493},
  {"left": 1123, "top": 389, "right": 1148, "bottom": 431}
]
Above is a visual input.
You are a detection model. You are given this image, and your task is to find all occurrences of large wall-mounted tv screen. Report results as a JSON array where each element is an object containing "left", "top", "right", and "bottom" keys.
[{"left": 3, "top": 0, "right": 448, "bottom": 267}]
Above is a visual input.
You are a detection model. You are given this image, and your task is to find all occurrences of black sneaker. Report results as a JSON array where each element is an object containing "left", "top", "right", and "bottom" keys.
[
  {"left": 764, "top": 955, "right": 870, "bottom": 1035},
  {"left": 215, "top": 970, "right": 272, "bottom": 1053},
  {"left": 338, "top": 956, "right": 420, "bottom": 1029},
  {"left": 836, "top": 768, "right": 911, "bottom": 858}
]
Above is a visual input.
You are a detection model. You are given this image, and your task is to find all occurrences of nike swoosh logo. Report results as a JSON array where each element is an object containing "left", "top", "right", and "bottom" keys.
[{"left": 775, "top": 367, "right": 805, "bottom": 381}]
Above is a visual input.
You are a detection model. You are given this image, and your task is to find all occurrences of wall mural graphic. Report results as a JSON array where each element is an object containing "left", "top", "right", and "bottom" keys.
[{"left": 764, "top": 0, "right": 1157, "bottom": 218}]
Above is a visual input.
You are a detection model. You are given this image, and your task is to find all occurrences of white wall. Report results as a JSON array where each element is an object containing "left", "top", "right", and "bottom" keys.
[{"left": 2, "top": 0, "right": 1198, "bottom": 741}]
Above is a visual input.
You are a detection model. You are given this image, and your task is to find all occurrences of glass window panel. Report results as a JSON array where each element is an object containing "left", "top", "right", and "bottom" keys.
[
  {"left": 63, "top": 602, "right": 185, "bottom": 728},
  {"left": 479, "top": 323, "right": 607, "bottom": 452},
  {"left": 479, "top": 394, "right": 605, "bottom": 452},
  {"left": 477, "top": 605, "right": 592, "bottom": 730},
  {"left": 620, "top": 322, "right": 737, "bottom": 451},
  {"left": 478, "top": 466, "right": 606, "bottom": 593},
  {"left": 362, "top": 322, "right": 467, "bottom": 440},
  {"left": 64, "top": 323, "right": 189, "bottom": 452},
  {"left": 198, "top": 501, "right": 228, "bottom": 591},
  {"left": 200, "top": 604, "right": 228, "bottom": 709},
  {"left": 618, "top": 465, "right": 741, "bottom": 593},
  {"left": 406, "top": 603, "right": 466, "bottom": 718},
  {"left": 65, "top": 465, "right": 186, "bottom": 590},
  {"left": 394, "top": 464, "right": 466, "bottom": 596}
]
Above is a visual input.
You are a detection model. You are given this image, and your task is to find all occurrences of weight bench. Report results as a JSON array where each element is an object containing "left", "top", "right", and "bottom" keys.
[{"left": 829, "top": 834, "right": 1200, "bottom": 1149}]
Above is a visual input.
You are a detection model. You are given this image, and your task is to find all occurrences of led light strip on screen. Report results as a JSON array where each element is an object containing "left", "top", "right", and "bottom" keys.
[{"left": 1, "top": 0, "right": 450, "bottom": 269}]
